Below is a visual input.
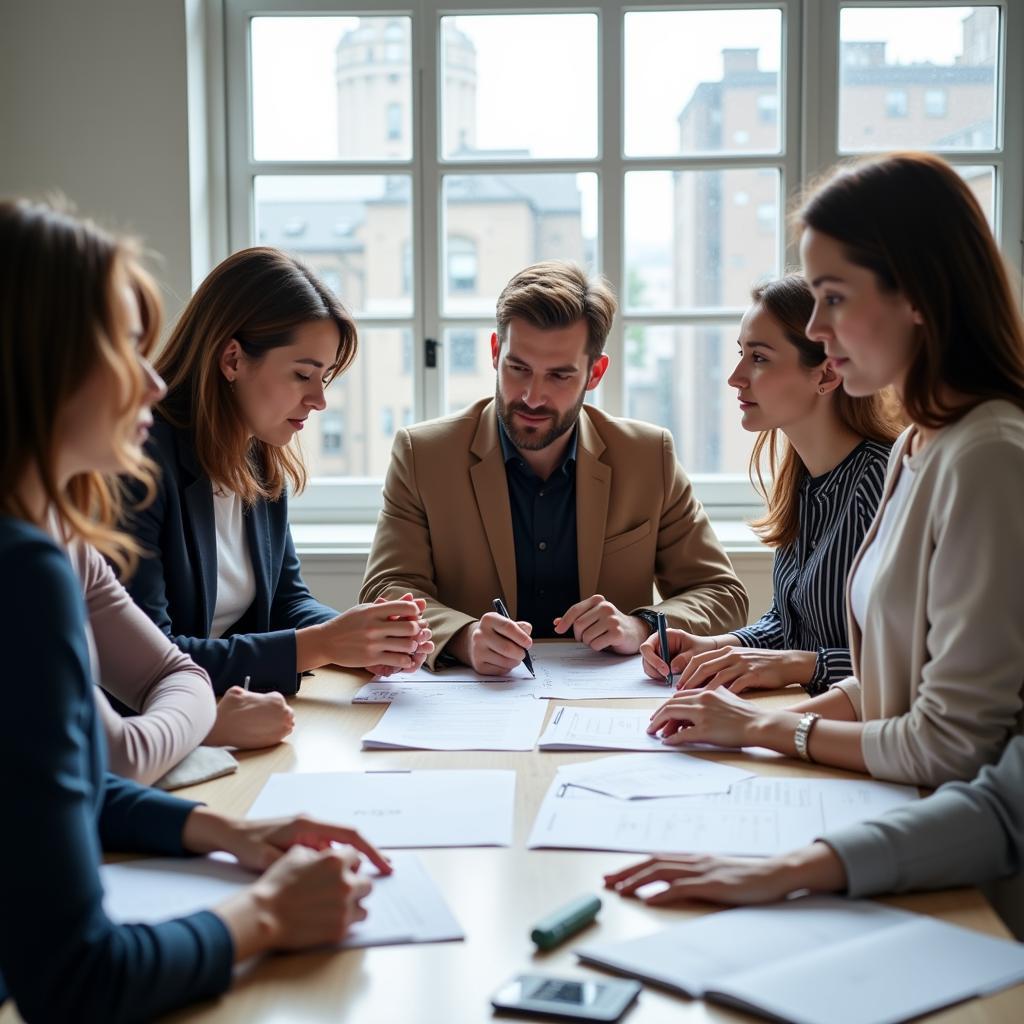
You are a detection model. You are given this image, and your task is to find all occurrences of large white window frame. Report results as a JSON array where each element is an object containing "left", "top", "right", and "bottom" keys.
[{"left": 222, "top": 0, "right": 1023, "bottom": 524}]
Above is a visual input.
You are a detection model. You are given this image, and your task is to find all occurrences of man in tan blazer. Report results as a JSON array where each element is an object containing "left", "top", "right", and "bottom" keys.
[{"left": 361, "top": 261, "right": 748, "bottom": 674}]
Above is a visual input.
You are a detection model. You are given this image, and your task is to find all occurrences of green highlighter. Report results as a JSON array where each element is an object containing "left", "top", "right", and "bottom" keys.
[{"left": 530, "top": 894, "right": 602, "bottom": 951}]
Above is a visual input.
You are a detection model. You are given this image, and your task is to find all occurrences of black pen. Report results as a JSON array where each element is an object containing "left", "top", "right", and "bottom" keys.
[
  {"left": 491, "top": 597, "right": 536, "bottom": 678},
  {"left": 656, "top": 612, "right": 675, "bottom": 688}
]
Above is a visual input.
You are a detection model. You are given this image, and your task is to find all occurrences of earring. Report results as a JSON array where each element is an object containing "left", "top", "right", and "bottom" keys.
[{"left": 818, "top": 386, "right": 826, "bottom": 394}]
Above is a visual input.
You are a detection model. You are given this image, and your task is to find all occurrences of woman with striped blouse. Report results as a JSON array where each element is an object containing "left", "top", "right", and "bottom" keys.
[{"left": 642, "top": 274, "right": 902, "bottom": 696}]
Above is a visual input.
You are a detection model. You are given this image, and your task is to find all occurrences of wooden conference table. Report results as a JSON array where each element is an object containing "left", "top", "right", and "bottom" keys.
[{"left": 8, "top": 654, "right": 1023, "bottom": 1023}]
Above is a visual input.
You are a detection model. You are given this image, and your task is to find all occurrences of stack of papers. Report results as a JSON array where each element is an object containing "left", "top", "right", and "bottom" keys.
[
  {"left": 538, "top": 706, "right": 674, "bottom": 752},
  {"left": 359, "top": 683, "right": 548, "bottom": 751},
  {"left": 367, "top": 645, "right": 671, "bottom": 700},
  {"left": 367, "top": 663, "right": 534, "bottom": 684},
  {"left": 247, "top": 769, "right": 516, "bottom": 847},
  {"left": 577, "top": 897, "right": 1024, "bottom": 1024},
  {"left": 102, "top": 852, "right": 463, "bottom": 947},
  {"left": 530, "top": 647, "right": 671, "bottom": 699},
  {"left": 554, "top": 753, "right": 756, "bottom": 799},
  {"left": 537, "top": 706, "right": 781, "bottom": 756},
  {"left": 353, "top": 679, "right": 536, "bottom": 702},
  {"left": 528, "top": 776, "right": 918, "bottom": 856}
]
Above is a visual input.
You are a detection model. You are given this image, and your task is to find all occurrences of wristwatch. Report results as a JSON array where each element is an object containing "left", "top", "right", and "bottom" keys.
[
  {"left": 794, "top": 711, "right": 821, "bottom": 762},
  {"left": 634, "top": 609, "right": 660, "bottom": 636}
]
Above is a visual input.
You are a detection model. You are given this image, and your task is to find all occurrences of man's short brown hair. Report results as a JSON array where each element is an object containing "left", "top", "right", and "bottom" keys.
[{"left": 495, "top": 260, "right": 617, "bottom": 363}]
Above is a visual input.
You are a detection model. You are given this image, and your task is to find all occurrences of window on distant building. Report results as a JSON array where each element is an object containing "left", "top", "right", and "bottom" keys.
[
  {"left": 925, "top": 88, "right": 947, "bottom": 118},
  {"left": 757, "top": 93, "right": 777, "bottom": 123},
  {"left": 387, "top": 102, "right": 402, "bottom": 140},
  {"left": 449, "top": 330, "right": 477, "bottom": 374},
  {"left": 321, "top": 411, "right": 344, "bottom": 454},
  {"left": 447, "top": 236, "right": 478, "bottom": 293},
  {"left": 885, "top": 89, "right": 908, "bottom": 118}
]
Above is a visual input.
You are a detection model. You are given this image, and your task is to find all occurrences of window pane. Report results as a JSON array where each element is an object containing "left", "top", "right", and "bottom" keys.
[
  {"left": 839, "top": 6, "right": 999, "bottom": 152},
  {"left": 302, "top": 328, "right": 414, "bottom": 478},
  {"left": 958, "top": 165, "right": 996, "bottom": 230},
  {"left": 440, "top": 15, "right": 597, "bottom": 160},
  {"left": 444, "top": 326, "right": 494, "bottom": 414},
  {"left": 625, "top": 9, "right": 782, "bottom": 157},
  {"left": 625, "top": 169, "right": 780, "bottom": 312},
  {"left": 251, "top": 16, "right": 412, "bottom": 161},
  {"left": 625, "top": 325, "right": 752, "bottom": 474},
  {"left": 441, "top": 173, "right": 598, "bottom": 317},
  {"left": 254, "top": 175, "right": 413, "bottom": 317}
]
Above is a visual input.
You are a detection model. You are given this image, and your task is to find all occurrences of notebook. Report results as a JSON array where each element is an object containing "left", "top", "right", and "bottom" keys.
[{"left": 577, "top": 896, "right": 1024, "bottom": 1024}]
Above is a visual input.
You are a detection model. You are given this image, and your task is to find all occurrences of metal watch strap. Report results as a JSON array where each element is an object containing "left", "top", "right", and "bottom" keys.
[{"left": 794, "top": 711, "right": 821, "bottom": 762}]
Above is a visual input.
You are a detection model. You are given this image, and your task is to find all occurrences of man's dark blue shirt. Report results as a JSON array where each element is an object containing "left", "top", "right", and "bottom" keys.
[{"left": 498, "top": 417, "right": 581, "bottom": 638}]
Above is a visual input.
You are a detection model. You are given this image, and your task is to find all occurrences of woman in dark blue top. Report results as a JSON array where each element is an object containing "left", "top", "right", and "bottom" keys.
[
  {"left": 119, "top": 247, "right": 433, "bottom": 750},
  {"left": 0, "top": 200, "right": 388, "bottom": 1022},
  {"left": 643, "top": 275, "right": 902, "bottom": 695}
]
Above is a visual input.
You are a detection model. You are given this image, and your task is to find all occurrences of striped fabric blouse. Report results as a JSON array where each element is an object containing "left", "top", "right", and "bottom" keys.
[{"left": 730, "top": 439, "right": 891, "bottom": 695}]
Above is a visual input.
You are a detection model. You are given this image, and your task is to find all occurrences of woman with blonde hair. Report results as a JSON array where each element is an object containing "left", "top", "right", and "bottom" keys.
[
  {"left": 119, "top": 248, "right": 433, "bottom": 749},
  {"left": 642, "top": 274, "right": 901, "bottom": 696},
  {"left": 0, "top": 199, "right": 390, "bottom": 1021}
]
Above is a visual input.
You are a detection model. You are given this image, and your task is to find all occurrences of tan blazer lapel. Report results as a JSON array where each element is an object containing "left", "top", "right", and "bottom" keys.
[
  {"left": 469, "top": 402, "right": 519, "bottom": 615},
  {"left": 575, "top": 409, "right": 611, "bottom": 600}
]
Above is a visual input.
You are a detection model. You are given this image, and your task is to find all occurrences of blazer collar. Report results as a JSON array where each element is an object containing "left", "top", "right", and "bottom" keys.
[
  {"left": 469, "top": 401, "right": 518, "bottom": 612},
  {"left": 574, "top": 408, "right": 611, "bottom": 600},
  {"left": 468, "top": 400, "right": 612, "bottom": 612}
]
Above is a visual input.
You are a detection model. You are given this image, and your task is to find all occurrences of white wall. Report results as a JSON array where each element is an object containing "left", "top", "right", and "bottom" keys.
[{"left": 0, "top": 0, "right": 195, "bottom": 319}]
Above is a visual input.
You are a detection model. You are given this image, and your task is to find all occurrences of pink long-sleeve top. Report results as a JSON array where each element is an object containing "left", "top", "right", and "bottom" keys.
[{"left": 65, "top": 534, "right": 217, "bottom": 785}]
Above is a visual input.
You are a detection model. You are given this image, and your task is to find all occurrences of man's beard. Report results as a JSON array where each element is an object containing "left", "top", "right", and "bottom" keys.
[{"left": 495, "top": 384, "right": 587, "bottom": 451}]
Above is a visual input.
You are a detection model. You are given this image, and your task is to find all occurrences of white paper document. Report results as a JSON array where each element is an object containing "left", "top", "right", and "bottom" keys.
[
  {"left": 554, "top": 752, "right": 756, "bottom": 799},
  {"left": 527, "top": 775, "right": 917, "bottom": 855},
  {"left": 536, "top": 706, "right": 779, "bottom": 757},
  {"left": 537, "top": 706, "right": 672, "bottom": 752},
  {"left": 577, "top": 897, "right": 1024, "bottom": 1024},
  {"left": 361, "top": 691, "right": 548, "bottom": 750},
  {"left": 352, "top": 679, "right": 537, "bottom": 703},
  {"left": 247, "top": 769, "right": 515, "bottom": 847},
  {"left": 369, "top": 662, "right": 534, "bottom": 684},
  {"left": 101, "top": 852, "right": 463, "bottom": 947},
  {"left": 530, "top": 645, "right": 672, "bottom": 699}
]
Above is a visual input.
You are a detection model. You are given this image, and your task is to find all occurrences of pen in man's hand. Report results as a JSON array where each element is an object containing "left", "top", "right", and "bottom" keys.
[
  {"left": 656, "top": 613, "right": 674, "bottom": 688},
  {"left": 491, "top": 597, "right": 536, "bottom": 678}
]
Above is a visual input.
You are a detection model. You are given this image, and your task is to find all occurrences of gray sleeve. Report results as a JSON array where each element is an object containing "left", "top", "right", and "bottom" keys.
[{"left": 821, "top": 736, "right": 1024, "bottom": 897}]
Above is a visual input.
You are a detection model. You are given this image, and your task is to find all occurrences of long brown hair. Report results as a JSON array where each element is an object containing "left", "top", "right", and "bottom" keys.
[
  {"left": 747, "top": 275, "right": 903, "bottom": 548},
  {"left": 155, "top": 247, "right": 358, "bottom": 504},
  {"left": 0, "top": 198, "right": 160, "bottom": 575},
  {"left": 798, "top": 152, "right": 1024, "bottom": 427}
]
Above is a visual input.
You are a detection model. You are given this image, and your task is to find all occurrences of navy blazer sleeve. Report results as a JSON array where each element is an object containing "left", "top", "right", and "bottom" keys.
[
  {"left": 123, "top": 428, "right": 336, "bottom": 696},
  {"left": 267, "top": 492, "right": 339, "bottom": 633},
  {"left": 0, "top": 527, "right": 233, "bottom": 1022}
]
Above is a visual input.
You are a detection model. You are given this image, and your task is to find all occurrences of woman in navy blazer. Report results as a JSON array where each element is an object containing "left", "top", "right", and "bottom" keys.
[
  {"left": 0, "top": 199, "right": 387, "bottom": 1021},
  {"left": 121, "top": 247, "right": 432, "bottom": 748}
]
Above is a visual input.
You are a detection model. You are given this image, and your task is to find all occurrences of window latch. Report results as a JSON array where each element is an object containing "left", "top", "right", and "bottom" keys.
[{"left": 425, "top": 337, "right": 439, "bottom": 368}]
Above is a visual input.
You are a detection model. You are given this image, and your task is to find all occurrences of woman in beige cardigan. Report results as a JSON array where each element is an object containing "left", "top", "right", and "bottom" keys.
[{"left": 647, "top": 152, "right": 1024, "bottom": 790}]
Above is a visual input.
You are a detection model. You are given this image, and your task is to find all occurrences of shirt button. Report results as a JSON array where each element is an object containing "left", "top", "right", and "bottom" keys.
[
  {"left": 539, "top": 490, "right": 545, "bottom": 497},
  {"left": 538, "top": 541, "right": 547, "bottom": 551}
]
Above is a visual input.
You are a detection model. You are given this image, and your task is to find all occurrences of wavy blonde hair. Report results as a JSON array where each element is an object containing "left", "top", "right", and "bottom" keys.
[{"left": 0, "top": 198, "right": 160, "bottom": 576}]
